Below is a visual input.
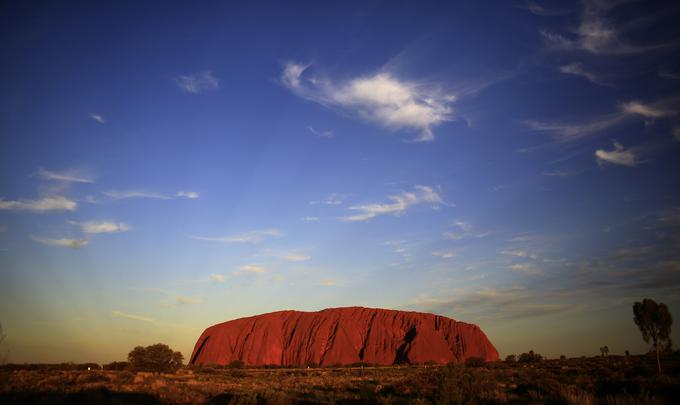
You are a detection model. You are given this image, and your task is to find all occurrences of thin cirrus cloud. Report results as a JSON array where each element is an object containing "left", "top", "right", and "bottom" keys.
[
  {"left": 210, "top": 274, "right": 225, "bottom": 283},
  {"left": 176, "top": 191, "right": 200, "bottom": 199},
  {"left": 174, "top": 71, "right": 219, "bottom": 93},
  {"left": 411, "top": 286, "right": 573, "bottom": 321},
  {"left": 432, "top": 250, "right": 456, "bottom": 259},
  {"left": 281, "top": 62, "right": 455, "bottom": 142},
  {"left": 342, "top": 185, "right": 445, "bottom": 222},
  {"left": 284, "top": 254, "right": 311, "bottom": 262},
  {"left": 111, "top": 310, "right": 155, "bottom": 323},
  {"left": 89, "top": 113, "right": 105, "bottom": 124},
  {"left": 102, "top": 190, "right": 199, "bottom": 200},
  {"left": 558, "top": 63, "right": 608, "bottom": 86},
  {"left": 36, "top": 168, "right": 95, "bottom": 184},
  {"left": 307, "top": 126, "right": 335, "bottom": 139},
  {"left": 595, "top": 141, "right": 637, "bottom": 167},
  {"left": 191, "top": 228, "right": 282, "bottom": 244},
  {"left": 29, "top": 235, "right": 88, "bottom": 249},
  {"left": 0, "top": 196, "right": 77, "bottom": 213},
  {"left": 620, "top": 101, "right": 676, "bottom": 119},
  {"left": 68, "top": 220, "right": 131, "bottom": 234},
  {"left": 540, "top": 0, "right": 662, "bottom": 55},
  {"left": 234, "top": 264, "right": 268, "bottom": 275},
  {"left": 444, "top": 221, "right": 489, "bottom": 241},
  {"left": 526, "top": 99, "right": 678, "bottom": 141},
  {"left": 175, "top": 296, "right": 201, "bottom": 305},
  {"left": 310, "top": 193, "right": 344, "bottom": 206}
]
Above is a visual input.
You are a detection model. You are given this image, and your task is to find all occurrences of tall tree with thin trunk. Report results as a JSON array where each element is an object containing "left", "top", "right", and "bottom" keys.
[{"left": 633, "top": 298, "right": 672, "bottom": 374}]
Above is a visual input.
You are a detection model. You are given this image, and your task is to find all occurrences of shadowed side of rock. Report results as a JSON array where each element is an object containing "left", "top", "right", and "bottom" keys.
[{"left": 190, "top": 307, "right": 499, "bottom": 366}]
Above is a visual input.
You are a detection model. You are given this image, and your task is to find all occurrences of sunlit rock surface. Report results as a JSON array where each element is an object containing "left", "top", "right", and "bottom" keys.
[{"left": 190, "top": 307, "right": 499, "bottom": 366}]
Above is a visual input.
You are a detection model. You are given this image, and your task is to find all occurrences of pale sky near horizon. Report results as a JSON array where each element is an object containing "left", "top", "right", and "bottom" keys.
[{"left": 1, "top": 0, "right": 679, "bottom": 363}]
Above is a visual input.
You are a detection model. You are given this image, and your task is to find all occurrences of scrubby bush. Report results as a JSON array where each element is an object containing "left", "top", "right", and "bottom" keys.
[
  {"left": 127, "top": 343, "right": 184, "bottom": 373},
  {"left": 518, "top": 350, "right": 543, "bottom": 363},
  {"left": 505, "top": 354, "right": 516, "bottom": 363},
  {"left": 465, "top": 357, "right": 485, "bottom": 368},
  {"left": 103, "top": 361, "right": 129, "bottom": 371}
]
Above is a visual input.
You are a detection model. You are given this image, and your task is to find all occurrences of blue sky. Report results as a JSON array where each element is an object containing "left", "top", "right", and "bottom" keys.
[{"left": 1, "top": 0, "right": 679, "bottom": 363}]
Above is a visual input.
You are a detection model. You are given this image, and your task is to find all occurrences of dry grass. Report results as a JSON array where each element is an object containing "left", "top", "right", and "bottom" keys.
[{"left": 1, "top": 354, "right": 679, "bottom": 404}]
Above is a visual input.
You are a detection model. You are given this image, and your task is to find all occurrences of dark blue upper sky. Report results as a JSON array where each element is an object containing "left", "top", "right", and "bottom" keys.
[{"left": 1, "top": 0, "right": 679, "bottom": 362}]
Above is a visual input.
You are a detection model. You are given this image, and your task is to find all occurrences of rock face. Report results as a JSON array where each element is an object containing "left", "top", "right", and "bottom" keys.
[{"left": 190, "top": 307, "right": 498, "bottom": 366}]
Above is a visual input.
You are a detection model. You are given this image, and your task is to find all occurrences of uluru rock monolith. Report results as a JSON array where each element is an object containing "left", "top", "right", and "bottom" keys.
[{"left": 190, "top": 307, "right": 498, "bottom": 366}]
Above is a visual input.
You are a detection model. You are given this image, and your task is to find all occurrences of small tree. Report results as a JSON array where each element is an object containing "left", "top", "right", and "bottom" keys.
[
  {"left": 599, "top": 346, "right": 609, "bottom": 357},
  {"left": 128, "top": 343, "right": 184, "bottom": 373},
  {"left": 633, "top": 298, "right": 672, "bottom": 374}
]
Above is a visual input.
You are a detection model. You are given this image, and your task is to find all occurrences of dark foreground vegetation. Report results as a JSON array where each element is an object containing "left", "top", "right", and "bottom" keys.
[{"left": 1, "top": 354, "right": 679, "bottom": 404}]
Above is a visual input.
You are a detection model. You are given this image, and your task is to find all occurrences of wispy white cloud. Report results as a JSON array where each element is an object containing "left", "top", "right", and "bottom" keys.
[
  {"left": 103, "top": 190, "right": 199, "bottom": 201},
  {"left": 174, "top": 71, "right": 219, "bottom": 93},
  {"left": 524, "top": 114, "right": 625, "bottom": 141},
  {"left": 509, "top": 263, "right": 543, "bottom": 276},
  {"left": 308, "top": 126, "right": 335, "bottom": 139},
  {"left": 111, "top": 310, "right": 155, "bottom": 323},
  {"left": 176, "top": 191, "right": 200, "bottom": 199},
  {"left": 191, "top": 229, "right": 282, "bottom": 244},
  {"left": 37, "top": 169, "right": 95, "bottom": 183},
  {"left": 89, "top": 113, "right": 105, "bottom": 124},
  {"left": 282, "top": 62, "right": 455, "bottom": 142},
  {"left": 444, "top": 221, "right": 489, "bottom": 241},
  {"left": 284, "top": 254, "right": 311, "bottom": 262},
  {"left": 620, "top": 100, "right": 676, "bottom": 119},
  {"left": 432, "top": 250, "right": 456, "bottom": 259},
  {"left": 0, "top": 196, "right": 77, "bottom": 212},
  {"left": 411, "top": 286, "right": 575, "bottom": 321},
  {"left": 234, "top": 264, "right": 268, "bottom": 275},
  {"left": 302, "top": 216, "right": 319, "bottom": 222},
  {"left": 29, "top": 235, "right": 88, "bottom": 249},
  {"left": 69, "top": 220, "right": 130, "bottom": 234},
  {"left": 520, "top": 1, "right": 571, "bottom": 16},
  {"left": 526, "top": 98, "right": 679, "bottom": 141},
  {"left": 319, "top": 279, "right": 339, "bottom": 286},
  {"left": 310, "top": 193, "right": 345, "bottom": 206},
  {"left": 559, "top": 63, "right": 608, "bottom": 86},
  {"left": 343, "top": 185, "right": 445, "bottom": 221},
  {"left": 541, "top": 0, "right": 661, "bottom": 55},
  {"left": 102, "top": 190, "right": 173, "bottom": 200},
  {"left": 176, "top": 296, "right": 201, "bottom": 305},
  {"left": 595, "top": 140, "right": 637, "bottom": 167},
  {"left": 500, "top": 250, "right": 538, "bottom": 260},
  {"left": 210, "top": 274, "right": 225, "bottom": 283},
  {"left": 542, "top": 170, "right": 582, "bottom": 177}
]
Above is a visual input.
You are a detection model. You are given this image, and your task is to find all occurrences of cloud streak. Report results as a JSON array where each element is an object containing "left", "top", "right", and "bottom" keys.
[
  {"left": 111, "top": 310, "right": 155, "bottom": 323},
  {"left": 37, "top": 169, "right": 95, "bottom": 184},
  {"left": 0, "top": 196, "right": 77, "bottom": 212},
  {"left": 541, "top": 0, "right": 663, "bottom": 55},
  {"left": 526, "top": 99, "right": 678, "bottom": 141},
  {"left": 89, "top": 113, "right": 105, "bottom": 124},
  {"left": 174, "top": 71, "right": 219, "bottom": 93},
  {"left": 282, "top": 62, "right": 455, "bottom": 142},
  {"left": 69, "top": 221, "right": 131, "bottom": 234},
  {"left": 29, "top": 235, "right": 88, "bottom": 249},
  {"left": 343, "top": 185, "right": 445, "bottom": 221},
  {"left": 191, "top": 229, "right": 282, "bottom": 243},
  {"left": 559, "top": 63, "right": 608, "bottom": 86},
  {"left": 595, "top": 141, "right": 637, "bottom": 167}
]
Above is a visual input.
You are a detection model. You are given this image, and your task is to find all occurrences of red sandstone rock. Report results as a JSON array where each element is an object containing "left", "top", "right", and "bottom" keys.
[{"left": 190, "top": 307, "right": 499, "bottom": 366}]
